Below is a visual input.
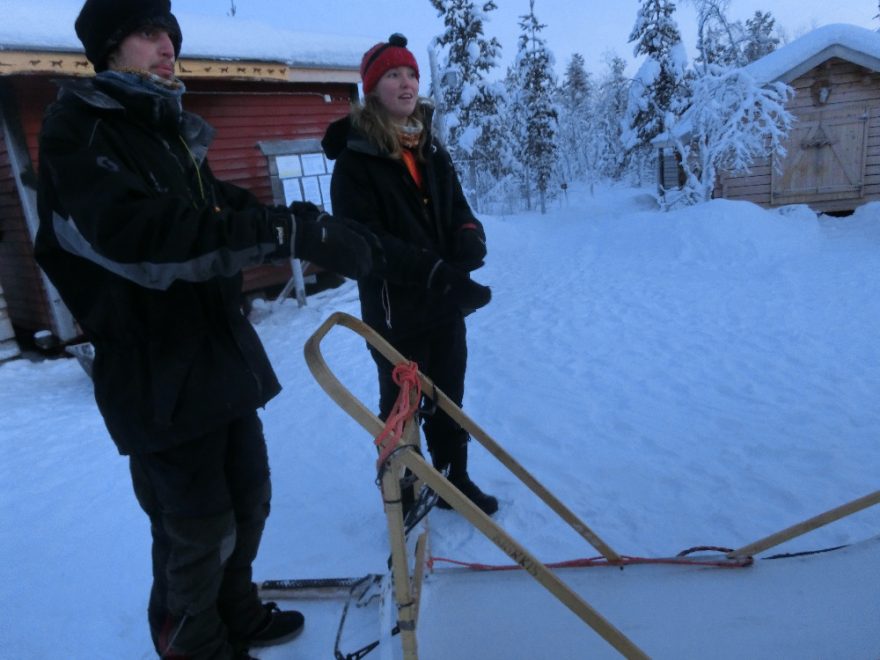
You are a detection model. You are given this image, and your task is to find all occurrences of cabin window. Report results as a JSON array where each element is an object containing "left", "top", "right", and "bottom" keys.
[{"left": 258, "top": 139, "right": 335, "bottom": 212}]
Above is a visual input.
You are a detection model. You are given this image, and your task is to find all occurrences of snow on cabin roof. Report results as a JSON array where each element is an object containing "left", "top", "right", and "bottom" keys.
[
  {"left": 653, "top": 23, "right": 880, "bottom": 146},
  {"left": 744, "top": 23, "right": 880, "bottom": 84},
  {"left": 0, "top": 3, "right": 373, "bottom": 71}
]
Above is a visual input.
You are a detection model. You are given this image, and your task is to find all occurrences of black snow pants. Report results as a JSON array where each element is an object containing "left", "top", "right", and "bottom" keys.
[
  {"left": 372, "top": 315, "right": 470, "bottom": 470},
  {"left": 129, "top": 412, "right": 271, "bottom": 659}
]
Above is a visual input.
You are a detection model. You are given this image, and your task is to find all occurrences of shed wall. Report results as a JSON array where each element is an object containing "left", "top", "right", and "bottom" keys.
[{"left": 719, "top": 57, "right": 880, "bottom": 212}]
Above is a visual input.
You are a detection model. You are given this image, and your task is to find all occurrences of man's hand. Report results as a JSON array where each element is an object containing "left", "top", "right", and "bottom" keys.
[{"left": 290, "top": 202, "right": 384, "bottom": 279}]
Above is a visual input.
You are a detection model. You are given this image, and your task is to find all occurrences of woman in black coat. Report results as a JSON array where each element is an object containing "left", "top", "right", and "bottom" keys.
[{"left": 322, "top": 33, "right": 497, "bottom": 515}]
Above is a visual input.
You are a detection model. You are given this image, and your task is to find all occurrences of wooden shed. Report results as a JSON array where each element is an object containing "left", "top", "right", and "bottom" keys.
[
  {"left": 659, "top": 24, "right": 880, "bottom": 214},
  {"left": 0, "top": 10, "right": 370, "bottom": 352}
]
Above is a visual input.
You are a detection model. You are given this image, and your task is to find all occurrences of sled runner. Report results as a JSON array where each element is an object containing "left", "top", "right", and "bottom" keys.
[{"left": 258, "top": 311, "right": 880, "bottom": 659}]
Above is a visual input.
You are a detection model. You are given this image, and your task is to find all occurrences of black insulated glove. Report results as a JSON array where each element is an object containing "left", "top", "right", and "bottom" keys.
[
  {"left": 427, "top": 260, "right": 491, "bottom": 314},
  {"left": 290, "top": 202, "right": 384, "bottom": 279},
  {"left": 451, "top": 224, "right": 487, "bottom": 271}
]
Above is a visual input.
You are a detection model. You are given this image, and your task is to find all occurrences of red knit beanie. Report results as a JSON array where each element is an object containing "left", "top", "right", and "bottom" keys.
[{"left": 360, "top": 33, "right": 419, "bottom": 95}]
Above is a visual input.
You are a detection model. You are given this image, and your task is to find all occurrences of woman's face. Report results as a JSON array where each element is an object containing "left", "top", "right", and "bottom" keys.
[{"left": 374, "top": 66, "right": 419, "bottom": 121}]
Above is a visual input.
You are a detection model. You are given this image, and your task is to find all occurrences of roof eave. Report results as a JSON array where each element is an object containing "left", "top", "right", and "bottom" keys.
[{"left": 764, "top": 44, "right": 880, "bottom": 84}]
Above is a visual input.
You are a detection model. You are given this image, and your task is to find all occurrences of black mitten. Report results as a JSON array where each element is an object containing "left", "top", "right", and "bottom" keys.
[
  {"left": 451, "top": 224, "right": 487, "bottom": 271},
  {"left": 289, "top": 201, "right": 323, "bottom": 221},
  {"left": 427, "top": 260, "right": 491, "bottom": 314},
  {"left": 291, "top": 204, "right": 384, "bottom": 279}
]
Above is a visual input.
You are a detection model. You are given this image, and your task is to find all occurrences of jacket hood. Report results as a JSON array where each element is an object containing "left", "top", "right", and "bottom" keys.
[
  {"left": 57, "top": 77, "right": 126, "bottom": 112},
  {"left": 321, "top": 101, "right": 436, "bottom": 161},
  {"left": 321, "top": 115, "right": 355, "bottom": 160},
  {"left": 54, "top": 77, "right": 214, "bottom": 160}
]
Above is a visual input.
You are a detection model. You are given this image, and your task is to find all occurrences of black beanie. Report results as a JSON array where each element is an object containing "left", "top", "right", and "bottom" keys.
[{"left": 75, "top": 0, "right": 182, "bottom": 72}]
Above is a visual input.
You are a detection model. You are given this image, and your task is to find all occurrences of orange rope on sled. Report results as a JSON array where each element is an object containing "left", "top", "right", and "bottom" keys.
[{"left": 374, "top": 361, "right": 422, "bottom": 468}]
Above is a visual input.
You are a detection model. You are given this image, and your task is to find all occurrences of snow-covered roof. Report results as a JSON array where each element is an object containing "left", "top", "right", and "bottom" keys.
[
  {"left": 653, "top": 24, "right": 880, "bottom": 147},
  {"left": 744, "top": 23, "right": 880, "bottom": 84},
  {"left": 1, "top": 3, "right": 373, "bottom": 71}
]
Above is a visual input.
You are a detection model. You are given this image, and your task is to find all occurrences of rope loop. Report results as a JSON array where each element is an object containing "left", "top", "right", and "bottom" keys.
[{"left": 374, "top": 361, "right": 422, "bottom": 470}]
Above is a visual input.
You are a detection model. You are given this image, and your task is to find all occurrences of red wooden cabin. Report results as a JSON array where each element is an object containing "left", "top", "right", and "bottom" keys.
[{"left": 0, "top": 20, "right": 367, "bottom": 356}]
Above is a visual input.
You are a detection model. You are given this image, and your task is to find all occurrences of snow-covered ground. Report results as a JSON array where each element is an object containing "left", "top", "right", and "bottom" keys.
[{"left": 1, "top": 184, "right": 878, "bottom": 658}]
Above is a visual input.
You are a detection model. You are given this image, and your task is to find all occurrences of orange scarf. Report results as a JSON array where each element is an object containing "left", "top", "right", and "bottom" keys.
[{"left": 401, "top": 149, "right": 424, "bottom": 191}]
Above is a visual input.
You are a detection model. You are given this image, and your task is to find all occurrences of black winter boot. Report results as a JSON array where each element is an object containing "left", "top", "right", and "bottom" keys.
[
  {"left": 434, "top": 439, "right": 498, "bottom": 516},
  {"left": 437, "top": 474, "right": 499, "bottom": 515},
  {"left": 247, "top": 602, "right": 304, "bottom": 648}
]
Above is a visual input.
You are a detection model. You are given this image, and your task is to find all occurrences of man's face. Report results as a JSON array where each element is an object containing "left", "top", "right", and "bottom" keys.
[{"left": 108, "top": 26, "right": 176, "bottom": 79}]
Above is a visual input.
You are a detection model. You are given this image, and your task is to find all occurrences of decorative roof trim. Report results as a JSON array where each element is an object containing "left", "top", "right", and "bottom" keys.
[{"left": 0, "top": 49, "right": 360, "bottom": 83}]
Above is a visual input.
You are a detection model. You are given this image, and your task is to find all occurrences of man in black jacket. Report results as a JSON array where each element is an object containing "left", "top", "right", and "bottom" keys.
[{"left": 34, "top": 1, "right": 381, "bottom": 657}]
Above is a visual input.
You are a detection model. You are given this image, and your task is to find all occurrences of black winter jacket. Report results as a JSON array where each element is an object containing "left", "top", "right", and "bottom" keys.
[
  {"left": 35, "top": 76, "right": 291, "bottom": 454},
  {"left": 321, "top": 107, "right": 484, "bottom": 340}
]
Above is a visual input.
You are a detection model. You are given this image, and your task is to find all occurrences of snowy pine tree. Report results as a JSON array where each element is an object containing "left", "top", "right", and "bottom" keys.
[
  {"left": 623, "top": 0, "right": 688, "bottom": 183},
  {"left": 555, "top": 53, "right": 594, "bottom": 186},
  {"left": 742, "top": 11, "right": 780, "bottom": 63},
  {"left": 480, "top": 71, "right": 528, "bottom": 213},
  {"left": 510, "top": 0, "right": 558, "bottom": 213},
  {"left": 429, "top": 0, "right": 503, "bottom": 171},
  {"left": 593, "top": 54, "right": 631, "bottom": 180}
]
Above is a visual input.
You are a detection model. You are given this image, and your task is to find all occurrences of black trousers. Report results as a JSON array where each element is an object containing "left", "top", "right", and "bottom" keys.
[
  {"left": 372, "top": 315, "right": 469, "bottom": 468},
  {"left": 129, "top": 412, "right": 271, "bottom": 659}
]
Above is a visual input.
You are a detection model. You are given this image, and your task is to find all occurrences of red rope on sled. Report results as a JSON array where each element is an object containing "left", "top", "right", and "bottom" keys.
[{"left": 374, "top": 361, "right": 422, "bottom": 468}]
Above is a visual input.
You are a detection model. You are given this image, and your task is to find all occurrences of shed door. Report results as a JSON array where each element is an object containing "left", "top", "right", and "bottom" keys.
[{"left": 771, "top": 104, "right": 868, "bottom": 204}]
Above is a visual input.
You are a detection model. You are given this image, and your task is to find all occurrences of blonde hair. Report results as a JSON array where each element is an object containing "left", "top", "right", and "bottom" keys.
[{"left": 351, "top": 95, "right": 430, "bottom": 160}]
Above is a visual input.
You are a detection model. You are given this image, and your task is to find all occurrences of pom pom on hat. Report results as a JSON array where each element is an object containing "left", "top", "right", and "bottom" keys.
[
  {"left": 75, "top": 0, "right": 182, "bottom": 72},
  {"left": 360, "top": 33, "right": 419, "bottom": 95}
]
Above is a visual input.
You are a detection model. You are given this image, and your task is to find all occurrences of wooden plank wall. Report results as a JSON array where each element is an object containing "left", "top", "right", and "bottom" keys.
[
  {"left": 183, "top": 79, "right": 353, "bottom": 204},
  {"left": 0, "top": 282, "right": 21, "bottom": 360},
  {"left": 0, "top": 79, "right": 55, "bottom": 341},
  {"left": 720, "top": 58, "right": 880, "bottom": 212},
  {"left": 4, "top": 75, "right": 355, "bottom": 325},
  {"left": 183, "top": 79, "right": 353, "bottom": 291}
]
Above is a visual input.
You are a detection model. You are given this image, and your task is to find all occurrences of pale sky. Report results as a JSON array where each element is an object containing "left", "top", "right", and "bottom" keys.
[{"left": 172, "top": 0, "right": 877, "bottom": 78}]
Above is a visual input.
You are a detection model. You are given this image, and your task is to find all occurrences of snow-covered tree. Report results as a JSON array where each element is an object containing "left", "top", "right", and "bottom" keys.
[
  {"left": 691, "top": 0, "right": 744, "bottom": 69},
  {"left": 475, "top": 75, "right": 527, "bottom": 213},
  {"left": 510, "top": 0, "right": 558, "bottom": 213},
  {"left": 742, "top": 11, "right": 780, "bottom": 63},
  {"left": 662, "top": 66, "right": 794, "bottom": 207},
  {"left": 429, "top": 0, "right": 503, "bottom": 166},
  {"left": 555, "top": 53, "right": 594, "bottom": 185},
  {"left": 593, "top": 54, "right": 631, "bottom": 180},
  {"left": 559, "top": 53, "right": 592, "bottom": 107},
  {"left": 623, "top": 0, "right": 688, "bottom": 184}
]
